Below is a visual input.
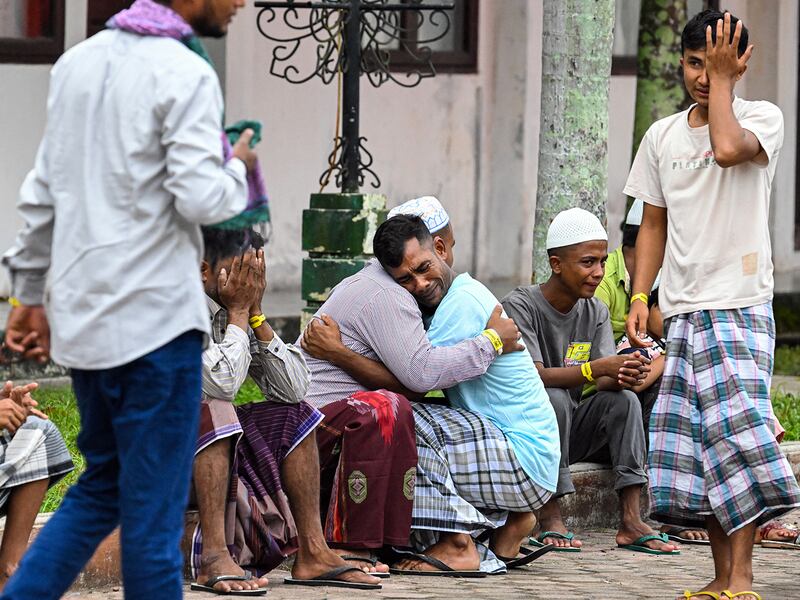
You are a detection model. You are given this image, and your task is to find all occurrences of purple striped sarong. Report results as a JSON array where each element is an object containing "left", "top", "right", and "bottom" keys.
[
  {"left": 648, "top": 302, "right": 800, "bottom": 534},
  {"left": 191, "top": 399, "right": 324, "bottom": 576}
]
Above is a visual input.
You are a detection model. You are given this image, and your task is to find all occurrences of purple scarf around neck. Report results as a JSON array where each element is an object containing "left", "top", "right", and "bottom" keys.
[{"left": 106, "top": 0, "right": 270, "bottom": 230}]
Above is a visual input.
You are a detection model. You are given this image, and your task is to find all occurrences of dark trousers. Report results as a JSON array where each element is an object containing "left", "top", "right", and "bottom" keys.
[
  {"left": 546, "top": 387, "right": 648, "bottom": 498},
  {"left": 1, "top": 331, "right": 203, "bottom": 600}
]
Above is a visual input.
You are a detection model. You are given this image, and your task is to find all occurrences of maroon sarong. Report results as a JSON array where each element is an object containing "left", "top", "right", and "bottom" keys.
[{"left": 317, "top": 390, "right": 417, "bottom": 549}]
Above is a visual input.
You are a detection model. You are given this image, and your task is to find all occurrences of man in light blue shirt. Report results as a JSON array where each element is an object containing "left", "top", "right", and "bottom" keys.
[
  {"left": 371, "top": 213, "right": 560, "bottom": 574},
  {"left": 426, "top": 272, "right": 559, "bottom": 494}
]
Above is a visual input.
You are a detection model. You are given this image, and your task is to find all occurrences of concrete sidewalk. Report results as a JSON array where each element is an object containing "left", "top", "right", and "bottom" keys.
[{"left": 62, "top": 515, "right": 800, "bottom": 600}]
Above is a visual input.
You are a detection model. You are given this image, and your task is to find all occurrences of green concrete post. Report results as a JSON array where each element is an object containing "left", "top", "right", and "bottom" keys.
[{"left": 301, "top": 192, "right": 387, "bottom": 325}]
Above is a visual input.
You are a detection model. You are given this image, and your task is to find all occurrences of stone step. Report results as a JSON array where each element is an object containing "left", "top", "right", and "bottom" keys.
[{"left": 5, "top": 442, "right": 798, "bottom": 590}]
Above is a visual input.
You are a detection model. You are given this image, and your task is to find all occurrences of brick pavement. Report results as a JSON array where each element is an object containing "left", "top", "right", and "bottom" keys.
[{"left": 63, "top": 517, "right": 799, "bottom": 600}]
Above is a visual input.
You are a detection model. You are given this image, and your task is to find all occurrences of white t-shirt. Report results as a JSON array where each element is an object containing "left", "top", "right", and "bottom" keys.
[{"left": 623, "top": 97, "right": 783, "bottom": 319}]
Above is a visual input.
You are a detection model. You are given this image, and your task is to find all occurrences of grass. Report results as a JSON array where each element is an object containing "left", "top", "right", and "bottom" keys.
[
  {"left": 34, "top": 386, "right": 83, "bottom": 513},
  {"left": 775, "top": 345, "right": 800, "bottom": 376},
  {"left": 773, "top": 390, "right": 800, "bottom": 442}
]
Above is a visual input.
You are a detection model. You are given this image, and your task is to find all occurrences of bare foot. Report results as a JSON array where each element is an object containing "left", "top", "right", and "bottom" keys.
[
  {"left": 757, "top": 521, "right": 798, "bottom": 544},
  {"left": 661, "top": 524, "right": 710, "bottom": 542},
  {"left": 332, "top": 548, "right": 390, "bottom": 574},
  {"left": 617, "top": 521, "right": 679, "bottom": 553},
  {"left": 491, "top": 512, "right": 536, "bottom": 558},
  {"left": 292, "top": 547, "right": 381, "bottom": 586},
  {"left": 394, "top": 533, "right": 480, "bottom": 572},
  {"left": 196, "top": 550, "right": 268, "bottom": 593},
  {"left": 537, "top": 499, "right": 582, "bottom": 550}
]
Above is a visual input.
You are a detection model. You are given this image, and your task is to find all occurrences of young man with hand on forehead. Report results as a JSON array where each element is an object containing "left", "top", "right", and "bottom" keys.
[{"left": 624, "top": 9, "right": 800, "bottom": 600}]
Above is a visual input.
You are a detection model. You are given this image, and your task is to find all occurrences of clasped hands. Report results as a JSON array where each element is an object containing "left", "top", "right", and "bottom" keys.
[{"left": 0, "top": 380, "right": 47, "bottom": 435}]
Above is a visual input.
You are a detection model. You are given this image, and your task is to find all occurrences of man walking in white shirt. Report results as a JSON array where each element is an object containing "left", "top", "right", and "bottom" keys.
[{"left": 0, "top": 1, "right": 255, "bottom": 598}]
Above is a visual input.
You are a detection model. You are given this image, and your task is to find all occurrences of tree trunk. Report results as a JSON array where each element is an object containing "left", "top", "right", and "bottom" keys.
[
  {"left": 631, "top": 0, "right": 691, "bottom": 159},
  {"left": 533, "top": 0, "right": 615, "bottom": 283}
]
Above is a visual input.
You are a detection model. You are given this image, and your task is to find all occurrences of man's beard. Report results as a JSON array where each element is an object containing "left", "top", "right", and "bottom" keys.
[{"left": 191, "top": 4, "right": 226, "bottom": 38}]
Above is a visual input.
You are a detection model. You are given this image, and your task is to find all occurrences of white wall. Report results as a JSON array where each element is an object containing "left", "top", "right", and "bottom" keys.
[
  {"left": 226, "top": 0, "right": 541, "bottom": 292},
  {"left": 720, "top": 0, "right": 799, "bottom": 290},
  {"left": 606, "top": 75, "right": 637, "bottom": 249},
  {"left": 0, "top": 0, "right": 88, "bottom": 296}
]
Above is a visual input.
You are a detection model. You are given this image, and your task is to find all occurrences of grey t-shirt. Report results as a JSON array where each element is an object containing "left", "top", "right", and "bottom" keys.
[{"left": 501, "top": 285, "right": 615, "bottom": 403}]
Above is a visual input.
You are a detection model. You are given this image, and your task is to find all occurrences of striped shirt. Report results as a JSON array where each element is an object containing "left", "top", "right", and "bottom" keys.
[
  {"left": 299, "top": 260, "right": 497, "bottom": 408},
  {"left": 203, "top": 297, "right": 310, "bottom": 404}
]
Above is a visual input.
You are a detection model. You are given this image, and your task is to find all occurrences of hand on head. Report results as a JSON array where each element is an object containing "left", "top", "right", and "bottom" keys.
[
  {"left": 705, "top": 12, "right": 753, "bottom": 82},
  {"left": 249, "top": 248, "right": 267, "bottom": 316},
  {"left": 218, "top": 249, "right": 261, "bottom": 315}
]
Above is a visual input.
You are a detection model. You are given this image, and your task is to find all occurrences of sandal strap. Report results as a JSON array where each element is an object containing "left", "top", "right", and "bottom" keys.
[
  {"left": 405, "top": 552, "right": 454, "bottom": 572},
  {"left": 340, "top": 555, "right": 377, "bottom": 566},
  {"left": 536, "top": 530, "right": 574, "bottom": 542},
  {"left": 200, "top": 574, "right": 250, "bottom": 587},
  {"left": 631, "top": 533, "right": 669, "bottom": 546},
  {"left": 312, "top": 566, "right": 370, "bottom": 581}
]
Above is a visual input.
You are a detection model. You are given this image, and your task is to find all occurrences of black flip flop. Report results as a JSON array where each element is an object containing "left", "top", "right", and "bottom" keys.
[
  {"left": 495, "top": 543, "right": 555, "bottom": 569},
  {"left": 339, "top": 555, "right": 390, "bottom": 578},
  {"left": 284, "top": 566, "right": 382, "bottom": 590},
  {"left": 389, "top": 551, "right": 487, "bottom": 577},
  {"left": 190, "top": 573, "right": 268, "bottom": 595}
]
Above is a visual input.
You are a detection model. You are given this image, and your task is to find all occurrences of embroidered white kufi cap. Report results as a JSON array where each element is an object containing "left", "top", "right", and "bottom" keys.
[
  {"left": 387, "top": 196, "right": 450, "bottom": 233},
  {"left": 546, "top": 207, "right": 608, "bottom": 250}
]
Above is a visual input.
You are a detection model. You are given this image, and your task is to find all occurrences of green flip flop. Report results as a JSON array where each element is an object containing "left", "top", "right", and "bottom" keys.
[
  {"left": 529, "top": 530, "right": 581, "bottom": 553},
  {"left": 617, "top": 532, "right": 681, "bottom": 555}
]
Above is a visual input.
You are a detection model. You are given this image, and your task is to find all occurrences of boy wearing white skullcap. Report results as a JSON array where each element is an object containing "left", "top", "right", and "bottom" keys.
[
  {"left": 387, "top": 196, "right": 456, "bottom": 266},
  {"left": 502, "top": 208, "right": 679, "bottom": 555}
]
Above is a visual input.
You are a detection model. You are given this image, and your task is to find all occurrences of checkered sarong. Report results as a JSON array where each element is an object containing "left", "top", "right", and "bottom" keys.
[
  {"left": 649, "top": 302, "right": 800, "bottom": 534},
  {"left": 0, "top": 416, "right": 74, "bottom": 515},
  {"left": 412, "top": 403, "right": 552, "bottom": 535}
]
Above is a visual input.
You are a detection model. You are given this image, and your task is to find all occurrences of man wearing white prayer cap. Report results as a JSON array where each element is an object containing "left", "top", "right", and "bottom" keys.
[
  {"left": 501, "top": 208, "right": 679, "bottom": 555},
  {"left": 387, "top": 196, "right": 456, "bottom": 267}
]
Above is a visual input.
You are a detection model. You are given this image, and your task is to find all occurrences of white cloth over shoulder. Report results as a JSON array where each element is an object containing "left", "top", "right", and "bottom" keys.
[
  {"left": 2, "top": 30, "right": 248, "bottom": 369},
  {"left": 623, "top": 97, "right": 783, "bottom": 318}
]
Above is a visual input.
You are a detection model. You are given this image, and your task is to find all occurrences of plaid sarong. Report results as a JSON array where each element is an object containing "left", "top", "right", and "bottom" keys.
[
  {"left": 191, "top": 399, "right": 323, "bottom": 576},
  {"left": 412, "top": 403, "right": 552, "bottom": 540},
  {"left": 0, "top": 416, "right": 74, "bottom": 515},
  {"left": 649, "top": 302, "right": 800, "bottom": 534}
]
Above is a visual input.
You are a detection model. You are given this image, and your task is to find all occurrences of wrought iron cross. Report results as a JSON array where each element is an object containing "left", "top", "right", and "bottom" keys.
[{"left": 254, "top": 0, "right": 455, "bottom": 193}]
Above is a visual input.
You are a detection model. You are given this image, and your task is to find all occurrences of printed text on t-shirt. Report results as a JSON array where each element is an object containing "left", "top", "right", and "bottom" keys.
[
  {"left": 672, "top": 150, "right": 716, "bottom": 171},
  {"left": 564, "top": 342, "right": 592, "bottom": 366}
]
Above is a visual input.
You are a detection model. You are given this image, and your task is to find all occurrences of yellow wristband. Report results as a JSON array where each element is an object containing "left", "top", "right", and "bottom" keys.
[
  {"left": 631, "top": 293, "right": 649, "bottom": 306},
  {"left": 581, "top": 361, "right": 594, "bottom": 382},
  {"left": 249, "top": 314, "right": 266, "bottom": 329},
  {"left": 8, "top": 297, "right": 20, "bottom": 308},
  {"left": 481, "top": 328, "right": 503, "bottom": 355}
]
